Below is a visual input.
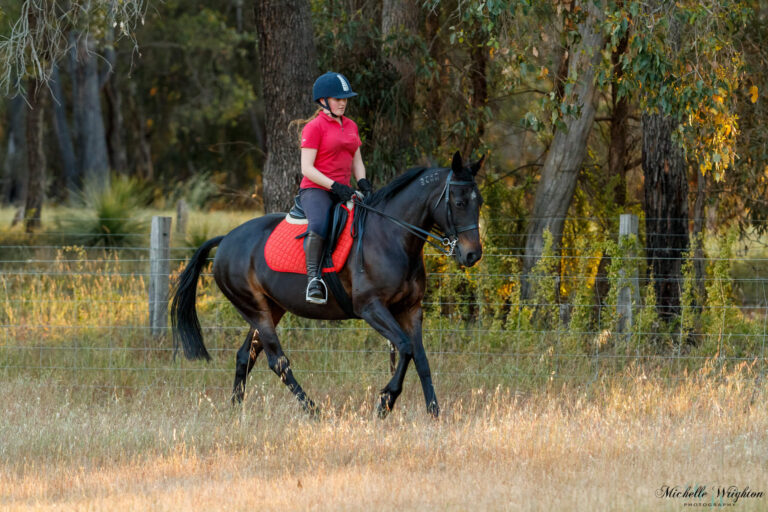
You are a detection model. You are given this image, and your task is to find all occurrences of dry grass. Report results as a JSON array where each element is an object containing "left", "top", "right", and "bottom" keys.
[{"left": 2, "top": 363, "right": 767, "bottom": 511}]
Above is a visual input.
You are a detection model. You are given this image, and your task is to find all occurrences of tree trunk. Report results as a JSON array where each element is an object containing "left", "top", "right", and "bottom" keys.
[
  {"left": 642, "top": 113, "right": 689, "bottom": 319},
  {"left": 375, "top": 0, "right": 423, "bottom": 183},
  {"left": 126, "top": 80, "right": 154, "bottom": 181},
  {"left": 75, "top": 34, "right": 110, "bottom": 190},
  {"left": 424, "top": 9, "right": 442, "bottom": 161},
  {"left": 254, "top": 0, "right": 317, "bottom": 213},
  {"left": 1, "top": 95, "right": 27, "bottom": 206},
  {"left": 25, "top": 78, "right": 47, "bottom": 233},
  {"left": 461, "top": 28, "right": 488, "bottom": 159},
  {"left": 103, "top": 28, "right": 128, "bottom": 176},
  {"left": 50, "top": 64, "right": 78, "bottom": 198},
  {"left": 521, "top": 0, "right": 606, "bottom": 301},
  {"left": 609, "top": 31, "right": 630, "bottom": 207}
]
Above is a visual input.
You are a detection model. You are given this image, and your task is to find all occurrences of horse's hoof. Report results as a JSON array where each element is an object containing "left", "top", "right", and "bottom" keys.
[
  {"left": 427, "top": 401, "right": 440, "bottom": 419},
  {"left": 376, "top": 394, "right": 392, "bottom": 419},
  {"left": 303, "top": 400, "right": 320, "bottom": 418}
]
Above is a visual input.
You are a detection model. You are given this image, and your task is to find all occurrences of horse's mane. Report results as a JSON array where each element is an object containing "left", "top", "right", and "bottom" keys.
[{"left": 365, "top": 166, "right": 433, "bottom": 206}]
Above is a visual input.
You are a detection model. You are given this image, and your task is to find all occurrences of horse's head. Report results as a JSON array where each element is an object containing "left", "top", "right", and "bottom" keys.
[{"left": 433, "top": 151, "right": 484, "bottom": 267}]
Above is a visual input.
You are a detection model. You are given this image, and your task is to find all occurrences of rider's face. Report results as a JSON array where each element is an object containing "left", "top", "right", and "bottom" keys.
[{"left": 326, "top": 97, "right": 347, "bottom": 117}]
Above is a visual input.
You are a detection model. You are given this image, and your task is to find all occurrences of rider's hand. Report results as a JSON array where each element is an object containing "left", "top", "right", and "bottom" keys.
[
  {"left": 330, "top": 182, "right": 355, "bottom": 202},
  {"left": 356, "top": 178, "right": 373, "bottom": 198}
]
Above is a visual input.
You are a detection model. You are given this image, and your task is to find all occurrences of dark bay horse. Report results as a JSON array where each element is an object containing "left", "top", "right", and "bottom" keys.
[{"left": 170, "top": 152, "right": 483, "bottom": 418}]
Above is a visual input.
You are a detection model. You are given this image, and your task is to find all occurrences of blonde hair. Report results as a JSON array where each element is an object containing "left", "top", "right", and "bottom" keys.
[{"left": 289, "top": 108, "right": 323, "bottom": 146}]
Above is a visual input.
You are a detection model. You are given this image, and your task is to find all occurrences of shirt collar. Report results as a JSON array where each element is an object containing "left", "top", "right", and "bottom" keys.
[{"left": 319, "top": 112, "right": 344, "bottom": 125}]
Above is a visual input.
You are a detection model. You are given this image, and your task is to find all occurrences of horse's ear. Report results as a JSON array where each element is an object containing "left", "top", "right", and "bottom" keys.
[
  {"left": 470, "top": 154, "right": 485, "bottom": 176},
  {"left": 451, "top": 151, "right": 463, "bottom": 174}
]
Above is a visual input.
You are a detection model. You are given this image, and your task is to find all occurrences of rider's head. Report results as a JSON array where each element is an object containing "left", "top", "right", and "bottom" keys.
[{"left": 312, "top": 72, "right": 357, "bottom": 118}]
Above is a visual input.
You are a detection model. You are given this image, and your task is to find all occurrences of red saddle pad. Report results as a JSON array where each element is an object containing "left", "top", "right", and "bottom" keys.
[{"left": 264, "top": 205, "right": 355, "bottom": 274}]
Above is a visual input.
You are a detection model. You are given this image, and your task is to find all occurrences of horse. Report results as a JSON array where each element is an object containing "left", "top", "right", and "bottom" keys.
[{"left": 170, "top": 151, "right": 483, "bottom": 418}]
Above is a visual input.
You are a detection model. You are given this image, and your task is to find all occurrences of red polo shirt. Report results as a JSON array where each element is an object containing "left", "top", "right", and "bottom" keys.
[{"left": 300, "top": 113, "right": 362, "bottom": 190}]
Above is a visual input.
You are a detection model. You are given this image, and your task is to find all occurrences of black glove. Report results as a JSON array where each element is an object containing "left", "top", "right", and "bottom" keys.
[
  {"left": 357, "top": 178, "right": 373, "bottom": 197},
  {"left": 330, "top": 181, "right": 355, "bottom": 202}
]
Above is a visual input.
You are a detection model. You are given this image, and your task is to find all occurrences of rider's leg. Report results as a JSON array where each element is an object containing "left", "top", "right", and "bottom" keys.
[
  {"left": 299, "top": 188, "right": 333, "bottom": 304},
  {"left": 304, "top": 231, "right": 327, "bottom": 304}
]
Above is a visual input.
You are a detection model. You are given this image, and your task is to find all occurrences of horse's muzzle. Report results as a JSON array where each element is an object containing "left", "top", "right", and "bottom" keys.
[
  {"left": 456, "top": 236, "right": 483, "bottom": 267},
  {"left": 463, "top": 250, "right": 482, "bottom": 267}
]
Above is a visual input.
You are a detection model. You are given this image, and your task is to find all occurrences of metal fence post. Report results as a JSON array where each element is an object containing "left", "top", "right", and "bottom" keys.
[
  {"left": 617, "top": 214, "right": 639, "bottom": 334},
  {"left": 150, "top": 216, "right": 172, "bottom": 336}
]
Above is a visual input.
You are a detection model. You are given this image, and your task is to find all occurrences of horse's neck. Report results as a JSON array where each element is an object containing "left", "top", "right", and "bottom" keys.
[
  {"left": 386, "top": 171, "right": 445, "bottom": 226},
  {"left": 375, "top": 169, "right": 445, "bottom": 253}
]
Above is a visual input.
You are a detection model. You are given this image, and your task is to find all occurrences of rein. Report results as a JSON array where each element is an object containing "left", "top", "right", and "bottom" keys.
[{"left": 352, "top": 170, "right": 478, "bottom": 269}]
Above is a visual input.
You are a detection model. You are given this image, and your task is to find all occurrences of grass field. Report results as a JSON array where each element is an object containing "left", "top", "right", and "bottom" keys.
[{"left": 2, "top": 365, "right": 767, "bottom": 511}]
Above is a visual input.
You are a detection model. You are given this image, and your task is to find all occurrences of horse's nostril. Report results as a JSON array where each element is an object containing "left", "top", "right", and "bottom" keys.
[{"left": 466, "top": 251, "right": 479, "bottom": 265}]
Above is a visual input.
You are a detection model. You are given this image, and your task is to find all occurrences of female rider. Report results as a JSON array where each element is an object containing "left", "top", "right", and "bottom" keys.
[{"left": 299, "top": 72, "right": 372, "bottom": 304}]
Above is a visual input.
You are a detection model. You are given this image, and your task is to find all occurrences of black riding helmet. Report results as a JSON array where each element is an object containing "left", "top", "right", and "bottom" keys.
[{"left": 312, "top": 72, "right": 357, "bottom": 117}]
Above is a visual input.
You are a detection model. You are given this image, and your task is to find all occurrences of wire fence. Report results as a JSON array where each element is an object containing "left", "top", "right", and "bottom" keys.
[{"left": 1, "top": 215, "right": 768, "bottom": 396}]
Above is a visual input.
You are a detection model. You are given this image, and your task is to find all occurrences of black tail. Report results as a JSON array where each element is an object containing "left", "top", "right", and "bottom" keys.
[{"left": 170, "top": 236, "right": 225, "bottom": 361}]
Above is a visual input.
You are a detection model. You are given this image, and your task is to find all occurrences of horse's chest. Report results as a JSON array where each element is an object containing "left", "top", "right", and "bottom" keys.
[{"left": 387, "top": 272, "right": 425, "bottom": 306}]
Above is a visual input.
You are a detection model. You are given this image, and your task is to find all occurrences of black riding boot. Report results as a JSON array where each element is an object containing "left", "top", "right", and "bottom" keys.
[{"left": 304, "top": 232, "right": 327, "bottom": 304}]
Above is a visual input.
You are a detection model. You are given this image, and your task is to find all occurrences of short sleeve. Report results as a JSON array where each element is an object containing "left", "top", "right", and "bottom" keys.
[
  {"left": 301, "top": 120, "right": 321, "bottom": 149},
  {"left": 353, "top": 121, "right": 362, "bottom": 147}
]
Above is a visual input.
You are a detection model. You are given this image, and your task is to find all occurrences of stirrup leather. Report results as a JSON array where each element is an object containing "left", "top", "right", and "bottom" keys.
[{"left": 306, "top": 276, "right": 328, "bottom": 304}]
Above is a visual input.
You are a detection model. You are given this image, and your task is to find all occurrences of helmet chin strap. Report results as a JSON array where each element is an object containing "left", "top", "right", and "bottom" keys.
[{"left": 319, "top": 99, "right": 340, "bottom": 118}]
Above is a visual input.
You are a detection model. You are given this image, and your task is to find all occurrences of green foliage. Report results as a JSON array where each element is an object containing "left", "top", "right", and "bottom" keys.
[
  {"left": 609, "top": 1, "right": 751, "bottom": 180},
  {"left": 679, "top": 234, "right": 705, "bottom": 337},
  {"left": 181, "top": 222, "right": 216, "bottom": 259},
  {"left": 600, "top": 235, "right": 639, "bottom": 333},
  {"left": 52, "top": 175, "right": 150, "bottom": 249},
  {"left": 565, "top": 238, "right": 599, "bottom": 351},
  {"left": 124, "top": 0, "right": 259, "bottom": 191},
  {"left": 528, "top": 229, "right": 559, "bottom": 330},
  {"left": 170, "top": 171, "right": 219, "bottom": 210},
  {"left": 631, "top": 275, "right": 664, "bottom": 352},
  {"left": 695, "top": 229, "right": 757, "bottom": 358}
]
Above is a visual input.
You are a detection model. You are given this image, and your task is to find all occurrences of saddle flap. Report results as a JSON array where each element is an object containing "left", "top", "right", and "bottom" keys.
[{"left": 265, "top": 204, "right": 355, "bottom": 275}]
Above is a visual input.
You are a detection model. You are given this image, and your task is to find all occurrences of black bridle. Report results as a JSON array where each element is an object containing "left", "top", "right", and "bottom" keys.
[{"left": 353, "top": 170, "right": 479, "bottom": 260}]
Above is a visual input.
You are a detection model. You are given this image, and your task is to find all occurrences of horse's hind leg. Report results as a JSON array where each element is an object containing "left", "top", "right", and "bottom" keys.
[
  {"left": 258, "top": 323, "right": 317, "bottom": 414},
  {"left": 236, "top": 301, "right": 316, "bottom": 414},
  {"left": 232, "top": 328, "right": 263, "bottom": 404}
]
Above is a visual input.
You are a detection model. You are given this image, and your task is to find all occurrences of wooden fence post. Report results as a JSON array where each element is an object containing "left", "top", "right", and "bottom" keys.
[
  {"left": 176, "top": 199, "right": 188, "bottom": 236},
  {"left": 150, "top": 216, "right": 172, "bottom": 337},
  {"left": 617, "top": 214, "right": 639, "bottom": 334}
]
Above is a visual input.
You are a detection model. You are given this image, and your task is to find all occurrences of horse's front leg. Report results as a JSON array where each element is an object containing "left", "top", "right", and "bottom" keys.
[
  {"left": 402, "top": 307, "right": 439, "bottom": 418},
  {"left": 359, "top": 299, "right": 413, "bottom": 418}
]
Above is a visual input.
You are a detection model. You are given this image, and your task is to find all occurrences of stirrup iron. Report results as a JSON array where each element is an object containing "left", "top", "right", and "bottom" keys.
[{"left": 306, "top": 276, "right": 328, "bottom": 305}]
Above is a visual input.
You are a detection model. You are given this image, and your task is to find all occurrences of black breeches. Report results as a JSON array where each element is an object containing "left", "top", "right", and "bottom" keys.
[{"left": 299, "top": 187, "right": 334, "bottom": 239}]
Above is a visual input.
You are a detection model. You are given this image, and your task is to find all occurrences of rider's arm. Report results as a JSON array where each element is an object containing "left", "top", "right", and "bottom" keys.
[
  {"left": 301, "top": 147, "right": 335, "bottom": 189},
  {"left": 352, "top": 147, "right": 366, "bottom": 182}
]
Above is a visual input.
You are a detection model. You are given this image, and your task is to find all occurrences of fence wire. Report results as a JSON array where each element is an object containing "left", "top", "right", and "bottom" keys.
[{"left": 1, "top": 218, "right": 768, "bottom": 394}]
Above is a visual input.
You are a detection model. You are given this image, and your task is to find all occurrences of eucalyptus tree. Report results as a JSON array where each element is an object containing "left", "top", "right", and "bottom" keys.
[
  {"left": 0, "top": 0, "right": 146, "bottom": 230},
  {"left": 617, "top": 1, "right": 749, "bottom": 318},
  {"left": 520, "top": 0, "right": 608, "bottom": 300}
]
